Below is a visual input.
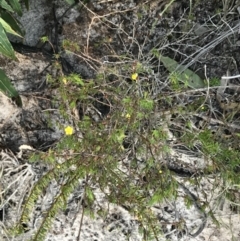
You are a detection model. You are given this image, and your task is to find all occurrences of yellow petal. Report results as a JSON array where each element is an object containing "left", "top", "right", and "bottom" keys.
[
  {"left": 62, "top": 78, "right": 67, "bottom": 84},
  {"left": 65, "top": 126, "right": 74, "bottom": 135},
  {"left": 125, "top": 113, "right": 131, "bottom": 119},
  {"left": 131, "top": 73, "right": 138, "bottom": 81}
]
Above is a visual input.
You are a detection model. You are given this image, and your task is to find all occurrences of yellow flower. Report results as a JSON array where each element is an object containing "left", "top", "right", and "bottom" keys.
[
  {"left": 159, "top": 170, "right": 162, "bottom": 174},
  {"left": 62, "top": 78, "right": 67, "bottom": 85},
  {"left": 131, "top": 73, "right": 138, "bottom": 81},
  {"left": 125, "top": 113, "right": 131, "bottom": 119},
  {"left": 65, "top": 126, "right": 74, "bottom": 135}
]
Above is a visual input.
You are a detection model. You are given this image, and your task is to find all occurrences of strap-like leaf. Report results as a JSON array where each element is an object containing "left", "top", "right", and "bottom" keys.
[
  {"left": 0, "top": 22, "right": 17, "bottom": 60},
  {"left": 8, "top": 0, "right": 22, "bottom": 16},
  {"left": 0, "top": 68, "right": 22, "bottom": 107},
  {"left": 159, "top": 55, "right": 205, "bottom": 89},
  {"left": 0, "top": 0, "right": 14, "bottom": 12},
  {"left": 23, "top": 0, "right": 29, "bottom": 10},
  {"left": 0, "top": 17, "right": 22, "bottom": 37},
  {"left": 1, "top": 11, "right": 24, "bottom": 36}
]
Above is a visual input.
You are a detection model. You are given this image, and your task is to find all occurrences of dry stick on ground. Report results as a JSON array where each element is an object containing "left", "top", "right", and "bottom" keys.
[
  {"left": 194, "top": 113, "right": 240, "bottom": 130},
  {"left": 70, "top": 51, "right": 101, "bottom": 72}
]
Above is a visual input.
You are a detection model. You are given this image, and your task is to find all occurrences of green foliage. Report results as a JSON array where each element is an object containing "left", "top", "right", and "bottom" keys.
[
  {"left": 0, "top": 20, "right": 17, "bottom": 59},
  {"left": 4, "top": 1, "right": 240, "bottom": 240},
  {"left": 0, "top": 15, "right": 21, "bottom": 37},
  {"left": 181, "top": 129, "right": 240, "bottom": 183},
  {"left": 198, "top": 130, "right": 221, "bottom": 155},
  {"left": 1, "top": 0, "right": 15, "bottom": 12},
  {"left": 151, "top": 49, "right": 205, "bottom": 88},
  {"left": 62, "top": 39, "right": 80, "bottom": 52},
  {"left": 167, "top": 57, "right": 204, "bottom": 88},
  {"left": 208, "top": 77, "right": 220, "bottom": 87},
  {"left": 8, "top": 0, "right": 22, "bottom": 16},
  {"left": 68, "top": 73, "right": 84, "bottom": 86},
  {"left": 0, "top": 68, "right": 22, "bottom": 106},
  {"left": 40, "top": 36, "right": 48, "bottom": 43},
  {"left": 0, "top": 0, "right": 30, "bottom": 106},
  {"left": 0, "top": 0, "right": 74, "bottom": 105},
  {"left": 11, "top": 58, "right": 182, "bottom": 239}
]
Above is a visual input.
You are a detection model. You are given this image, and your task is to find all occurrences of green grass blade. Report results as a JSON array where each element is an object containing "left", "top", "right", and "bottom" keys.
[
  {"left": 0, "top": 68, "right": 21, "bottom": 107},
  {"left": 1, "top": 11, "right": 25, "bottom": 36},
  {"left": 0, "top": 17, "right": 22, "bottom": 37},
  {"left": 0, "top": 0, "right": 14, "bottom": 12},
  {"left": 0, "top": 22, "right": 17, "bottom": 60},
  {"left": 23, "top": 0, "right": 29, "bottom": 10},
  {"left": 8, "top": 0, "right": 22, "bottom": 16}
]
